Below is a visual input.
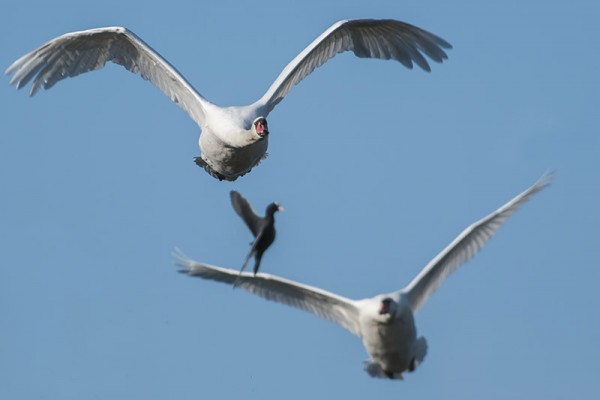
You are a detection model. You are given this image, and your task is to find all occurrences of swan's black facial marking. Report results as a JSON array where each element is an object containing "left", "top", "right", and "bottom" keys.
[
  {"left": 379, "top": 298, "right": 393, "bottom": 315},
  {"left": 254, "top": 117, "right": 269, "bottom": 137}
]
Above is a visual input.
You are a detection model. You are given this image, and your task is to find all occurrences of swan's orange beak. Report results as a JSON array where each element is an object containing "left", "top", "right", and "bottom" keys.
[
  {"left": 379, "top": 299, "right": 392, "bottom": 315},
  {"left": 255, "top": 119, "right": 269, "bottom": 137}
]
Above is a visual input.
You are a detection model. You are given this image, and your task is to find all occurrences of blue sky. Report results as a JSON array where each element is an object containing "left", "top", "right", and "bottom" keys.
[{"left": 1, "top": 0, "right": 598, "bottom": 398}]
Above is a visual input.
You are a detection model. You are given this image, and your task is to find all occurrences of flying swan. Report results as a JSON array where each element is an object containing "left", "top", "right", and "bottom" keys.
[
  {"left": 5, "top": 19, "right": 451, "bottom": 180},
  {"left": 175, "top": 173, "right": 552, "bottom": 378}
]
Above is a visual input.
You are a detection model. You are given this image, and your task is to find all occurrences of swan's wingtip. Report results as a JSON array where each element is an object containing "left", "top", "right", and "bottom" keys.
[{"left": 535, "top": 170, "right": 556, "bottom": 188}]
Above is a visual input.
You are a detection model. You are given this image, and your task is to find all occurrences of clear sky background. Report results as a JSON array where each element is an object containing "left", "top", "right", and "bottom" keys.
[{"left": 1, "top": 0, "right": 598, "bottom": 399}]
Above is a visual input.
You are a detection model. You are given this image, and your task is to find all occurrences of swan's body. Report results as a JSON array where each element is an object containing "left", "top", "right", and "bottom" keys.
[
  {"left": 5, "top": 20, "right": 451, "bottom": 180},
  {"left": 176, "top": 173, "right": 552, "bottom": 378}
]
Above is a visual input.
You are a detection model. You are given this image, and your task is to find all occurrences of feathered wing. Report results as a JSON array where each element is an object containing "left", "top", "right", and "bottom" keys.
[
  {"left": 230, "top": 191, "right": 262, "bottom": 237},
  {"left": 5, "top": 27, "right": 208, "bottom": 127},
  {"left": 401, "top": 172, "right": 553, "bottom": 313},
  {"left": 174, "top": 249, "right": 362, "bottom": 336},
  {"left": 254, "top": 19, "right": 452, "bottom": 115}
]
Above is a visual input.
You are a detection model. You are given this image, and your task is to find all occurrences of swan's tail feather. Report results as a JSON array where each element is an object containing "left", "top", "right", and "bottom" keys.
[
  {"left": 409, "top": 336, "right": 428, "bottom": 372},
  {"left": 363, "top": 361, "right": 404, "bottom": 380}
]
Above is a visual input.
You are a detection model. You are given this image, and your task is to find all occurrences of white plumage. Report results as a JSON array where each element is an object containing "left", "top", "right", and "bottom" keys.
[
  {"left": 5, "top": 20, "right": 451, "bottom": 180},
  {"left": 175, "top": 172, "right": 552, "bottom": 379}
]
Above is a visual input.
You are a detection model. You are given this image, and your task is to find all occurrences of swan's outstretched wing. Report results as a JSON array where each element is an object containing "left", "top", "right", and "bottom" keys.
[
  {"left": 230, "top": 191, "right": 262, "bottom": 237},
  {"left": 5, "top": 27, "right": 208, "bottom": 126},
  {"left": 401, "top": 172, "right": 553, "bottom": 313},
  {"left": 174, "top": 249, "right": 361, "bottom": 336},
  {"left": 255, "top": 19, "right": 452, "bottom": 115}
]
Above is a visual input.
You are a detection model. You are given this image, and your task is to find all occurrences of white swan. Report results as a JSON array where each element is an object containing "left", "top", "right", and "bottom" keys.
[
  {"left": 175, "top": 173, "right": 552, "bottom": 379},
  {"left": 5, "top": 20, "right": 451, "bottom": 181}
]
